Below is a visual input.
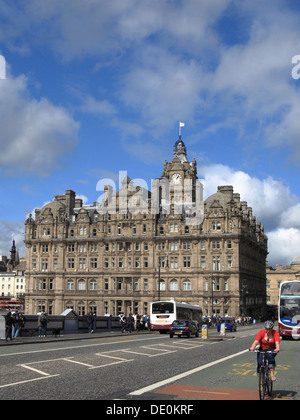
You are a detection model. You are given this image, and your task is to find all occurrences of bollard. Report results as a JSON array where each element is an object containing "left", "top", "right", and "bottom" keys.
[
  {"left": 220, "top": 322, "right": 226, "bottom": 336},
  {"left": 0, "top": 315, "right": 6, "bottom": 340},
  {"left": 202, "top": 324, "right": 208, "bottom": 339}
]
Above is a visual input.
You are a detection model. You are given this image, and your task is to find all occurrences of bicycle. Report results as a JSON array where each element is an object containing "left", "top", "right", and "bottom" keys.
[{"left": 250, "top": 349, "right": 276, "bottom": 400}]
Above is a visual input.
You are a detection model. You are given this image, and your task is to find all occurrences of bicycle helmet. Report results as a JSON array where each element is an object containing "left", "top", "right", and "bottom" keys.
[{"left": 264, "top": 320, "right": 274, "bottom": 329}]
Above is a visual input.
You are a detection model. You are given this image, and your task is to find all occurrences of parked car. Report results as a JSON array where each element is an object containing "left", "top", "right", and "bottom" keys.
[
  {"left": 217, "top": 318, "right": 237, "bottom": 332},
  {"left": 169, "top": 320, "right": 200, "bottom": 338}
]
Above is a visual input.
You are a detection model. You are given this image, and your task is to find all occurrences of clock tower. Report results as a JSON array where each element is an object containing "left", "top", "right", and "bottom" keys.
[
  {"left": 158, "top": 135, "right": 198, "bottom": 211},
  {"left": 161, "top": 135, "right": 197, "bottom": 182}
]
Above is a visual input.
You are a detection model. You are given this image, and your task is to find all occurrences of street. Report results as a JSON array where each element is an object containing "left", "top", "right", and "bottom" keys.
[{"left": 0, "top": 323, "right": 299, "bottom": 401}]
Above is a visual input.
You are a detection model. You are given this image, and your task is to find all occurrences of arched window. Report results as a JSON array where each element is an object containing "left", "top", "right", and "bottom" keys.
[
  {"left": 78, "top": 301, "right": 85, "bottom": 316},
  {"left": 89, "top": 278, "right": 97, "bottom": 290},
  {"left": 66, "top": 301, "right": 74, "bottom": 309},
  {"left": 170, "top": 279, "right": 178, "bottom": 291},
  {"left": 183, "top": 279, "right": 192, "bottom": 291},
  {"left": 89, "top": 301, "right": 97, "bottom": 314},
  {"left": 78, "top": 279, "right": 86, "bottom": 290},
  {"left": 67, "top": 279, "right": 75, "bottom": 290},
  {"left": 158, "top": 279, "right": 166, "bottom": 291}
]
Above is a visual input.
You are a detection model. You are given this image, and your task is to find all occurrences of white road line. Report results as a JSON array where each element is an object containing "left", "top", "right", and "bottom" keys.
[
  {"left": 89, "top": 360, "right": 133, "bottom": 370},
  {"left": 18, "top": 364, "right": 52, "bottom": 376},
  {"left": 120, "top": 349, "right": 156, "bottom": 357},
  {"left": 0, "top": 375, "right": 60, "bottom": 389},
  {"left": 0, "top": 336, "right": 163, "bottom": 358},
  {"left": 62, "top": 358, "right": 95, "bottom": 368},
  {"left": 129, "top": 349, "right": 249, "bottom": 396}
]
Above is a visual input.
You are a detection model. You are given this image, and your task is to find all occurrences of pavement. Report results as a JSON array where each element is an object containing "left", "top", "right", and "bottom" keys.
[
  {"left": 0, "top": 329, "right": 154, "bottom": 346},
  {"left": 0, "top": 328, "right": 230, "bottom": 346}
]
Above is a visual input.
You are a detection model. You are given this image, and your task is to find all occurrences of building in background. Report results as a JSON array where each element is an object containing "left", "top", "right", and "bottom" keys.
[
  {"left": 266, "top": 256, "right": 300, "bottom": 306},
  {"left": 24, "top": 137, "right": 268, "bottom": 318}
]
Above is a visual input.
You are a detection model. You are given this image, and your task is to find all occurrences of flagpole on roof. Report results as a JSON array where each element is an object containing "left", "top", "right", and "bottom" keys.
[{"left": 179, "top": 121, "right": 185, "bottom": 137}]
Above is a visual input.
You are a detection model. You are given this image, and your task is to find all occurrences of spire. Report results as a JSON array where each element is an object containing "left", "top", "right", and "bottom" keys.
[
  {"left": 173, "top": 135, "right": 187, "bottom": 162},
  {"left": 10, "top": 240, "right": 16, "bottom": 261}
]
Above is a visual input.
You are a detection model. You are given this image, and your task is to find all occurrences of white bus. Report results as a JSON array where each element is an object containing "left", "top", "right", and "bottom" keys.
[
  {"left": 278, "top": 280, "right": 300, "bottom": 340},
  {"left": 150, "top": 300, "right": 203, "bottom": 333}
]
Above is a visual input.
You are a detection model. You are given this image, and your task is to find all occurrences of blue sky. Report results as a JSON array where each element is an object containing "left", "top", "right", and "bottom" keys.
[{"left": 1, "top": 0, "right": 300, "bottom": 267}]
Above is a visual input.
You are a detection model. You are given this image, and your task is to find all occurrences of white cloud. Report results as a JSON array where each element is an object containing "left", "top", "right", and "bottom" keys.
[
  {"left": 0, "top": 220, "right": 25, "bottom": 258},
  {"left": 0, "top": 73, "right": 79, "bottom": 176},
  {"left": 267, "top": 228, "right": 300, "bottom": 267}
]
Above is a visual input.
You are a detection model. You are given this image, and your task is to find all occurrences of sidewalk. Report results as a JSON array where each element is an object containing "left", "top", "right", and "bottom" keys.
[
  {"left": 0, "top": 329, "right": 153, "bottom": 346},
  {"left": 0, "top": 329, "right": 231, "bottom": 347}
]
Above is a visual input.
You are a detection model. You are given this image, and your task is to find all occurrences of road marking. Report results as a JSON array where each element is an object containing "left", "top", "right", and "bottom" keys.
[
  {"left": 129, "top": 349, "right": 249, "bottom": 396},
  {"left": 184, "top": 389, "right": 230, "bottom": 395},
  {"left": 18, "top": 364, "right": 52, "bottom": 376},
  {"left": 0, "top": 336, "right": 163, "bottom": 358},
  {"left": 62, "top": 358, "right": 95, "bottom": 368},
  {"left": 0, "top": 375, "right": 60, "bottom": 389}
]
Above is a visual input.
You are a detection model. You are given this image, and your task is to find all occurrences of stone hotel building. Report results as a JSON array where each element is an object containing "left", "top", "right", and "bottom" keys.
[{"left": 24, "top": 137, "right": 268, "bottom": 318}]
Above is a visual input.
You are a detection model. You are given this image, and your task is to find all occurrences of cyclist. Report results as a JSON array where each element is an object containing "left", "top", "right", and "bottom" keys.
[{"left": 250, "top": 320, "right": 280, "bottom": 382}]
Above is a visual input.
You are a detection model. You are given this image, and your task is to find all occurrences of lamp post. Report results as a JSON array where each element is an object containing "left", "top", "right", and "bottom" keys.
[
  {"left": 211, "top": 277, "right": 215, "bottom": 318},
  {"left": 158, "top": 255, "right": 161, "bottom": 301}
]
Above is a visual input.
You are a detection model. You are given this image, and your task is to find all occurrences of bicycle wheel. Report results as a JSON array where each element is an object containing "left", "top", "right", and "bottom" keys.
[
  {"left": 266, "top": 369, "right": 273, "bottom": 397},
  {"left": 259, "top": 369, "right": 266, "bottom": 400}
]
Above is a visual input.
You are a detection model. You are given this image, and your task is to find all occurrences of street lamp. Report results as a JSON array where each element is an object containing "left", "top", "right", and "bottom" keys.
[
  {"left": 158, "top": 254, "right": 168, "bottom": 301},
  {"left": 211, "top": 277, "right": 215, "bottom": 318},
  {"left": 158, "top": 255, "right": 161, "bottom": 301}
]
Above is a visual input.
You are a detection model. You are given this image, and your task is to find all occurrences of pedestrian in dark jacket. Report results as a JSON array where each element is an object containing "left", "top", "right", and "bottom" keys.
[
  {"left": 18, "top": 313, "right": 25, "bottom": 337},
  {"left": 127, "top": 313, "right": 135, "bottom": 333},
  {"left": 5, "top": 311, "right": 13, "bottom": 341},
  {"left": 86, "top": 311, "right": 94, "bottom": 334},
  {"left": 38, "top": 312, "right": 48, "bottom": 337}
]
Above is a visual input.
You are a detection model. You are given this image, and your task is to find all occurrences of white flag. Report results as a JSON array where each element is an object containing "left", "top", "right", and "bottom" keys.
[{"left": 179, "top": 122, "right": 185, "bottom": 127}]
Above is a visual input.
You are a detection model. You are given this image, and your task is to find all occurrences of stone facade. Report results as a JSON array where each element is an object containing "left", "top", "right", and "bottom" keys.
[
  {"left": 24, "top": 137, "right": 268, "bottom": 318},
  {"left": 266, "top": 257, "right": 300, "bottom": 305}
]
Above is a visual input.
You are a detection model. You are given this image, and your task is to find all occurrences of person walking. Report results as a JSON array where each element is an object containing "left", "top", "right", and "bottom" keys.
[
  {"left": 38, "top": 311, "right": 48, "bottom": 337},
  {"left": 18, "top": 313, "right": 25, "bottom": 337},
  {"left": 136, "top": 313, "right": 141, "bottom": 332},
  {"left": 86, "top": 311, "right": 95, "bottom": 334},
  {"left": 5, "top": 311, "right": 13, "bottom": 341},
  {"left": 127, "top": 313, "right": 135, "bottom": 333},
  {"left": 12, "top": 311, "right": 20, "bottom": 339},
  {"left": 118, "top": 312, "right": 127, "bottom": 333}
]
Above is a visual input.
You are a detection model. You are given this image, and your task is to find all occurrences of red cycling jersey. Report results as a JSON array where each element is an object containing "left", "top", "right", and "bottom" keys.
[{"left": 255, "top": 329, "right": 280, "bottom": 350}]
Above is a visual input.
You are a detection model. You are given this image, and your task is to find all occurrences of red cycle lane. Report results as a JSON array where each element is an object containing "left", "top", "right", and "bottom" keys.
[{"left": 153, "top": 340, "right": 299, "bottom": 401}]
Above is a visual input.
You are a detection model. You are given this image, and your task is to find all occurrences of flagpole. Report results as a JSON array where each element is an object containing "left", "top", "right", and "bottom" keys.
[{"left": 179, "top": 122, "right": 185, "bottom": 137}]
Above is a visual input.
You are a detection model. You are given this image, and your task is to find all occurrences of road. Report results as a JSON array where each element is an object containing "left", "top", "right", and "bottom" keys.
[{"left": 0, "top": 324, "right": 299, "bottom": 402}]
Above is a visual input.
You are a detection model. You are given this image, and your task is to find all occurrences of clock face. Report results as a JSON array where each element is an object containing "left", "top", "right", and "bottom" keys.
[{"left": 172, "top": 173, "right": 182, "bottom": 184}]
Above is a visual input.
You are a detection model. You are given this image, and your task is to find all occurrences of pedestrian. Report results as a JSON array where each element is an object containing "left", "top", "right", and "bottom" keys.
[
  {"left": 12, "top": 310, "right": 20, "bottom": 339},
  {"left": 86, "top": 311, "right": 95, "bottom": 334},
  {"left": 136, "top": 313, "right": 141, "bottom": 331},
  {"left": 5, "top": 311, "right": 13, "bottom": 341},
  {"left": 38, "top": 311, "right": 48, "bottom": 337},
  {"left": 144, "top": 314, "right": 150, "bottom": 330},
  {"left": 118, "top": 312, "right": 127, "bottom": 333},
  {"left": 127, "top": 313, "right": 135, "bottom": 333},
  {"left": 18, "top": 313, "right": 25, "bottom": 337}
]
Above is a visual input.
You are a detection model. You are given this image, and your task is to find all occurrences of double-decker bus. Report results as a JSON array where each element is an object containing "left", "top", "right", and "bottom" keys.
[
  {"left": 0, "top": 300, "right": 23, "bottom": 311},
  {"left": 278, "top": 281, "right": 300, "bottom": 340},
  {"left": 150, "top": 300, "right": 203, "bottom": 333}
]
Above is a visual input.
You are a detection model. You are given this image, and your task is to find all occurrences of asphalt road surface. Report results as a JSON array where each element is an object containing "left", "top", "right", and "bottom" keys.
[{"left": 0, "top": 324, "right": 299, "bottom": 402}]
